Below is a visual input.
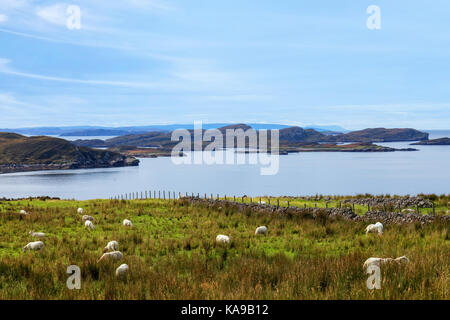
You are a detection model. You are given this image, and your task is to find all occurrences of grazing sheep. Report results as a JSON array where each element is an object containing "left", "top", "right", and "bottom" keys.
[
  {"left": 216, "top": 234, "right": 230, "bottom": 244},
  {"left": 365, "top": 222, "right": 383, "bottom": 235},
  {"left": 402, "top": 209, "right": 415, "bottom": 214},
  {"left": 29, "top": 231, "right": 45, "bottom": 238},
  {"left": 23, "top": 241, "right": 44, "bottom": 252},
  {"left": 115, "top": 264, "right": 129, "bottom": 277},
  {"left": 85, "top": 220, "right": 95, "bottom": 230},
  {"left": 77, "top": 208, "right": 84, "bottom": 214},
  {"left": 103, "top": 240, "right": 119, "bottom": 253},
  {"left": 123, "top": 219, "right": 133, "bottom": 227},
  {"left": 82, "top": 215, "right": 94, "bottom": 222},
  {"left": 363, "top": 256, "right": 409, "bottom": 269},
  {"left": 19, "top": 210, "right": 28, "bottom": 216},
  {"left": 255, "top": 226, "right": 268, "bottom": 236},
  {"left": 260, "top": 201, "right": 266, "bottom": 204},
  {"left": 97, "top": 251, "right": 123, "bottom": 263}
]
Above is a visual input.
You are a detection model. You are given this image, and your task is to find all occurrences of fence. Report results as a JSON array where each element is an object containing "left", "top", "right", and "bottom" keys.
[{"left": 108, "top": 192, "right": 436, "bottom": 215}]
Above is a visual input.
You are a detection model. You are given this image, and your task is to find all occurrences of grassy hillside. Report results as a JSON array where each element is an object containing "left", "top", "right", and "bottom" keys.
[{"left": 0, "top": 198, "right": 448, "bottom": 299}]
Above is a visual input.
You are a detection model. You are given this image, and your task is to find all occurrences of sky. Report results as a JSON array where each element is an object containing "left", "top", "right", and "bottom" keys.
[{"left": 0, "top": 0, "right": 450, "bottom": 130}]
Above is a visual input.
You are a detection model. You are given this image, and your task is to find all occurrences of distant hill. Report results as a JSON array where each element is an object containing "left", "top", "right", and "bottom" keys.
[
  {"left": 60, "top": 129, "right": 147, "bottom": 137},
  {"left": 0, "top": 133, "right": 139, "bottom": 174},
  {"left": 332, "top": 128, "right": 429, "bottom": 143}
]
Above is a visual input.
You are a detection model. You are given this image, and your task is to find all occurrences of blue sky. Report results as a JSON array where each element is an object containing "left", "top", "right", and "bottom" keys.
[{"left": 0, "top": 0, "right": 450, "bottom": 129}]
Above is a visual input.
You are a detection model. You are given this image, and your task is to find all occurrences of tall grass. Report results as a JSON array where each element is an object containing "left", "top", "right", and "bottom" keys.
[{"left": 0, "top": 199, "right": 448, "bottom": 299}]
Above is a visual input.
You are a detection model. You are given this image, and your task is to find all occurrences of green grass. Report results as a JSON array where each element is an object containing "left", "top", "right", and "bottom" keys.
[{"left": 0, "top": 198, "right": 448, "bottom": 300}]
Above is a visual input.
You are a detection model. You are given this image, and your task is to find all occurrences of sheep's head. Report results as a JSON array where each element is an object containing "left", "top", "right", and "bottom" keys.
[
  {"left": 395, "top": 256, "right": 409, "bottom": 264},
  {"left": 29, "top": 231, "right": 33, "bottom": 235}
]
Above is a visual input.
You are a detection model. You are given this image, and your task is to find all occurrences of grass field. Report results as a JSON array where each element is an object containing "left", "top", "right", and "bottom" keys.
[{"left": 0, "top": 198, "right": 448, "bottom": 300}]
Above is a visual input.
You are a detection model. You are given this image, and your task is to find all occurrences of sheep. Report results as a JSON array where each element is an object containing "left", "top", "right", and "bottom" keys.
[
  {"left": 23, "top": 241, "right": 44, "bottom": 252},
  {"left": 115, "top": 264, "right": 129, "bottom": 277},
  {"left": 29, "top": 231, "right": 45, "bottom": 238},
  {"left": 255, "top": 226, "right": 268, "bottom": 236},
  {"left": 363, "top": 256, "right": 410, "bottom": 269},
  {"left": 85, "top": 220, "right": 95, "bottom": 230},
  {"left": 97, "top": 251, "right": 123, "bottom": 263},
  {"left": 77, "top": 208, "right": 84, "bottom": 214},
  {"left": 363, "top": 257, "right": 392, "bottom": 269},
  {"left": 402, "top": 209, "right": 415, "bottom": 214},
  {"left": 123, "top": 219, "right": 133, "bottom": 227},
  {"left": 365, "top": 222, "right": 383, "bottom": 235},
  {"left": 82, "top": 215, "right": 94, "bottom": 222},
  {"left": 103, "top": 240, "right": 119, "bottom": 253},
  {"left": 19, "top": 210, "right": 29, "bottom": 216},
  {"left": 216, "top": 234, "right": 230, "bottom": 244}
]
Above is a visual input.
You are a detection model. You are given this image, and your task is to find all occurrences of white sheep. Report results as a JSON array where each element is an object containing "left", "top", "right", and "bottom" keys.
[
  {"left": 85, "top": 220, "right": 95, "bottom": 230},
  {"left": 363, "top": 257, "right": 392, "bottom": 269},
  {"left": 82, "top": 215, "right": 94, "bottom": 222},
  {"left": 402, "top": 209, "right": 415, "bottom": 214},
  {"left": 123, "top": 219, "right": 133, "bottom": 227},
  {"left": 365, "top": 222, "right": 383, "bottom": 235},
  {"left": 255, "top": 226, "right": 268, "bottom": 236},
  {"left": 103, "top": 240, "right": 119, "bottom": 253},
  {"left": 77, "top": 208, "right": 84, "bottom": 214},
  {"left": 19, "top": 210, "right": 29, "bottom": 216},
  {"left": 97, "top": 251, "right": 123, "bottom": 263},
  {"left": 115, "top": 264, "right": 129, "bottom": 277},
  {"left": 23, "top": 241, "right": 44, "bottom": 252},
  {"left": 216, "top": 234, "right": 230, "bottom": 244},
  {"left": 363, "top": 256, "right": 410, "bottom": 269},
  {"left": 29, "top": 231, "right": 45, "bottom": 238}
]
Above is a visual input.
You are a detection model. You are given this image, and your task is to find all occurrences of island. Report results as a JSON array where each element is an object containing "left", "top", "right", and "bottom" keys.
[
  {"left": 0, "top": 133, "right": 139, "bottom": 174},
  {"left": 411, "top": 137, "right": 450, "bottom": 145},
  {"left": 72, "top": 125, "right": 425, "bottom": 158}
]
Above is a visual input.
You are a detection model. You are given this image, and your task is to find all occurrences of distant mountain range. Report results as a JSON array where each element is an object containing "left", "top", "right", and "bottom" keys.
[{"left": 0, "top": 124, "right": 348, "bottom": 137}]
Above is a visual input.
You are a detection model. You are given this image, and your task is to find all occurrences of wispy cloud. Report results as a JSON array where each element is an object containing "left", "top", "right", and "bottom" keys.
[
  {"left": 0, "top": 14, "right": 8, "bottom": 23},
  {"left": 0, "top": 58, "right": 163, "bottom": 89}
]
